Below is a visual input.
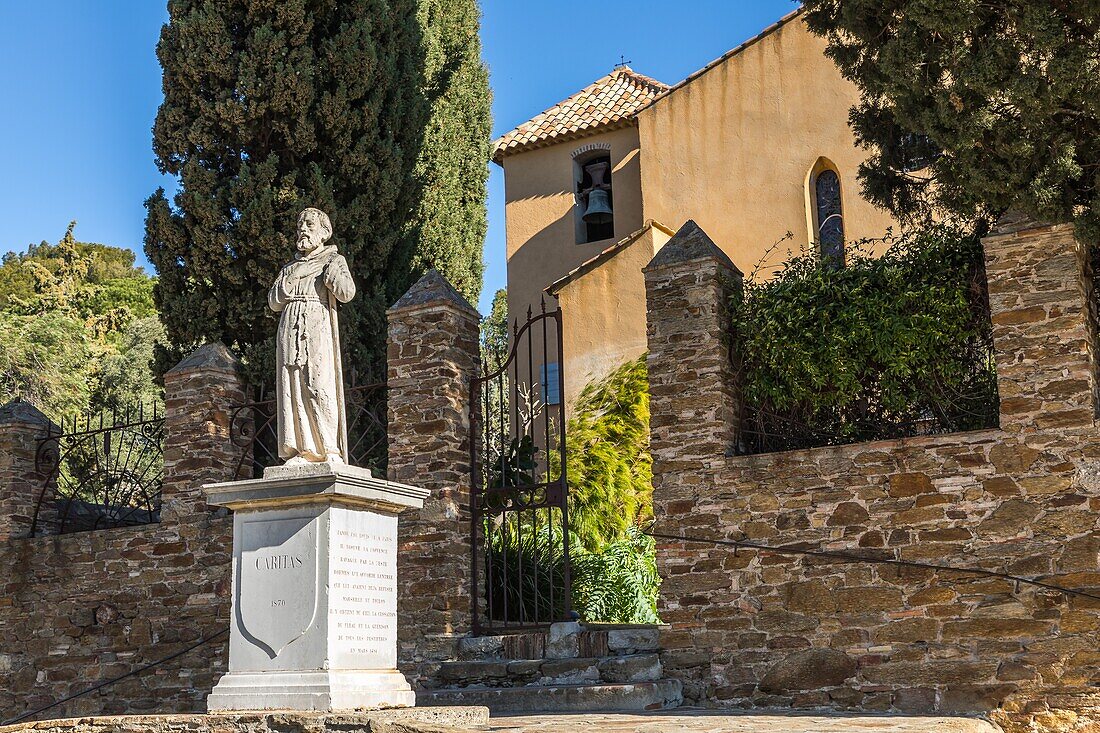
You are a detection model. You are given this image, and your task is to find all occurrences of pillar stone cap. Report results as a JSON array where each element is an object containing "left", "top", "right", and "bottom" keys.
[
  {"left": 166, "top": 341, "right": 240, "bottom": 376},
  {"left": 644, "top": 219, "right": 741, "bottom": 275},
  {"left": 0, "top": 397, "right": 49, "bottom": 425},
  {"left": 388, "top": 269, "right": 478, "bottom": 318},
  {"left": 990, "top": 208, "right": 1059, "bottom": 236}
]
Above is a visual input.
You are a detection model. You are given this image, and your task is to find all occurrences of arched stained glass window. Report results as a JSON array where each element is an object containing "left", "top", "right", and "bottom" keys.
[{"left": 815, "top": 169, "right": 844, "bottom": 266}]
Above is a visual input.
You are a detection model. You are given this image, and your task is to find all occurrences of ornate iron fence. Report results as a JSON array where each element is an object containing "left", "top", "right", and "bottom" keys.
[
  {"left": 229, "top": 381, "right": 388, "bottom": 479},
  {"left": 470, "top": 301, "right": 572, "bottom": 634},
  {"left": 735, "top": 373, "right": 1000, "bottom": 456},
  {"left": 32, "top": 406, "right": 165, "bottom": 536}
]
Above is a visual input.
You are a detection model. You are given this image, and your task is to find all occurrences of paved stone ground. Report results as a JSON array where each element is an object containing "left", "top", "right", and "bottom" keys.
[
  {"left": 484, "top": 710, "right": 1000, "bottom": 733},
  {"left": 0, "top": 710, "right": 1002, "bottom": 733}
]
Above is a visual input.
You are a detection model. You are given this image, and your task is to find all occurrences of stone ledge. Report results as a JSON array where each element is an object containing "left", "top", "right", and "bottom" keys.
[
  {"left": 644, "top": 220, "right": 739, "bottom": 275},
  {"left": 0, "top": 398, "right": 50, "bottom": 426},
  {"left": 203, "top": 463, "right": 429, "bottom": 513},
  {"left": 164, "top": 342, "right": 240, "bottom": 377},
  {"left": 0, "top": 709, "right": 488, "bottom": 733},
  {"left": 723, "top": 426, "right": 1005, "bottom": 466}
]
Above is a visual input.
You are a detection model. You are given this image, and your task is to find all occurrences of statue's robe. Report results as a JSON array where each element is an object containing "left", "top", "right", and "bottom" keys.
[{"left": 268, "top": 244, "right": 356, "bottom": 461}]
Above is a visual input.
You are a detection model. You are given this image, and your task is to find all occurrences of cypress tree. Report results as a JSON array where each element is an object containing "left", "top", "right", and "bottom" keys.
[
  {"left": 802, "top": 2, "right": 1100, "bottom": 238},
  {"left": 404, "top": 0, "right": 491, "bottom": 299},
  {"left": 145, "top": 0, "right": 490, "bottom": 384}
]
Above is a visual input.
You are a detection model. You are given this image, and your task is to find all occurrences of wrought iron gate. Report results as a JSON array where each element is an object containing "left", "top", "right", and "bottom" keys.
[
  {"left": 470, "top": 301, "right": 572, "bottom": 634},
  {"left": 32, "top": 406, "right": 165, "bottom": 535}
]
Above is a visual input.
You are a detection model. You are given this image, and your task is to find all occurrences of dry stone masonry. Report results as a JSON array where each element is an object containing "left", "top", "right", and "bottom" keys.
[
  {"left": 0, "top": 400, "right": 51, "bottom": 543},
  {"left": 645, "top": 218, "right": 1100, "bottom": 732},
  {"left": 0, "top": 344, "right": 244, "bottom": 721},
  {"left": 386, "top": 270, "right": 481, "bottom": 685},
  {"left": 6, "top": 219, "right": 1100, "bottom": 731},
  {"left": 0, "top": 273, "right": 486, "bottom": 722},
  {"left": 418, "top": 622, "right": 682, "bottom": 713}
]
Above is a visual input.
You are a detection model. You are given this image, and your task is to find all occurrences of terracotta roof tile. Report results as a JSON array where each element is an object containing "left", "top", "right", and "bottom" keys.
[{"left": 492, "top": 67, "right": 669, "bottom": 163}]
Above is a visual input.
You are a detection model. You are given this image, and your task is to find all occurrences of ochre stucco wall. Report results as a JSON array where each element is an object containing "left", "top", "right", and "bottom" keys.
[
  {"left": 637, "top": 17, "right": 897, "bottom": 274},
  {"left": 501, "top": 125, "right": 645, "bottom": 411},
  {"left": 502, "top": 125, "right": 644, "bottom": 325},
  {"left": 555, "top": 223, "right": 672, "bottom": 409}
]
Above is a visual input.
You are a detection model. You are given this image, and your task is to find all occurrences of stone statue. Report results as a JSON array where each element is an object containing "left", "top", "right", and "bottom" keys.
[{"left": 268, "top": 208, "right": 356, "bottom": 465}]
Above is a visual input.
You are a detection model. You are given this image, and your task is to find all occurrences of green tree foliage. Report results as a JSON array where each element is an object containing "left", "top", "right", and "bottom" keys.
[
  {"left": 802, "top": 2, "right": 1100, "bottom": 239},
  {"left": 145, "top": 0, "right": 491, "bottom": 384},
  {"left": 94, "top": 317, "right": 169, "bottom": 413},
  {"left": 0, "top": 224, "right": 165, "bottom": 416},
  {"left": 733, "top": 226, "right": 998, "bottom": 449},
  {"left": 0, "top": 312, "right": 93, "bottom": 416},
  {"left": 480, "top": 288, "right": 508, "bottom": 368},
  {"left": 409, "top": 0, "right": 491, "bottom": 296},
  {"left": 479, "top": 288, "right": 509, "bottom": 443},
  {"left": 1, "top": 222, "right": 156, "bottom": 324},
  {"left": 559, "top": 356, "right": 652, "bottom": 551}
]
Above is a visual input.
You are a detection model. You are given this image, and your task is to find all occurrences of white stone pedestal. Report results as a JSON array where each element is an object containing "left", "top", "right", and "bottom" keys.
[{"left": 204, "top": 462, "right": 429, "bottom": 712}]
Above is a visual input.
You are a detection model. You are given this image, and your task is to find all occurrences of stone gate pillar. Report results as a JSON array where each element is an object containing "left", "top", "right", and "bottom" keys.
[
  {"left": 982, "top": 216, "right": 1098, "bottom": 433},
  {"left": 644, "top": 220, "right": 744, "bottom": 645},
  {"left": 644, "top": 220, "right": 744, "bottom": 503},
  {"left": 0, "top": 399, "right": 51, "bottom": 542},
  {"left": 162, "top": 342, "right": 248, "bottom": 524},
  {"left": 387, "top": 270, "right": 480, "bottom": 676}
]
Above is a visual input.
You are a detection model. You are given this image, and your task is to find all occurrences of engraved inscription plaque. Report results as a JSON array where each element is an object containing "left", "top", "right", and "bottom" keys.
[
  {"left": 237, "top": 514, "right": 319, "bottom": 658},
  {"left": 329, "top": 508, "right": 398, "bottom": 669},
  {"left": 204, "top": 463, "right": 428, "bottom": 711}
]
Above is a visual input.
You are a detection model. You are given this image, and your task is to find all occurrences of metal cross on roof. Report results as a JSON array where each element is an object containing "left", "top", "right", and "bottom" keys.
[{"left": 614, "top": 55, "right": 632, "bottom": 69}]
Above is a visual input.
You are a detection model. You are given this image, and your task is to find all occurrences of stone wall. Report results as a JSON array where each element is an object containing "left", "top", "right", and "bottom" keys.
[
  {"left": 0, "top": 344, "right": 243, "bottom": 722},
  {"left": 0, "top": 268, "right": 482, "bottom": 722},
  {"left": 646, "top": 219, "right": 1100, "bottom": 731}
]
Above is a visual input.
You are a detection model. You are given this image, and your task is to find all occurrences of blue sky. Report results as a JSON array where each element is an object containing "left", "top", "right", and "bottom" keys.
[{"left": 0, "top": 0, "right": 797, "bottom": 315}]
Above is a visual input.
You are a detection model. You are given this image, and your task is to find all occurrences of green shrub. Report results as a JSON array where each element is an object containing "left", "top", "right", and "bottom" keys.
[
  {"left": 556, "top": 356, "right": 652, "bottom": 551},
  {"left": 734, "top": 224, "right": 998, "bottom": 451},
  {"left": 484, "top": 356, "right": 660, "bottom": 625},
  {"left": 571, "top": 527, "right": 659, "bottom": 624}
]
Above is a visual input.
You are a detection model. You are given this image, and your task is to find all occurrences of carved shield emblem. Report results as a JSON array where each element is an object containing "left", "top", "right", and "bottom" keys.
[{"left": 235, "top": 514, "right": 319, "bottom": 659}]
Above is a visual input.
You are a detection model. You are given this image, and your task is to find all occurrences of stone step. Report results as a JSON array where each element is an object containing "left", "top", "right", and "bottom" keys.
[
  {"left": 482, "top": 711, "right": 999, "bottom": 732},
  {"left": 417, "top": 679, "right": 683, "bottom": 714},
  {"left": 457, "top": 624, "right": 660, "bottom": 661},
  {"left": 425, "top": 653, "right": 663, "bottom": 689},
  {"left": 459, "top": 632, "right": 547, "bottom": 660}
]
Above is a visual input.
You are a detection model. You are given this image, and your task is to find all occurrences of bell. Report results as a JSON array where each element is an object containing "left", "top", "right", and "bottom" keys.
[
  {"left": 584, "top": 160, "right": 610, "bottom": 188},
  {"left": 583, "top": 188, "right": 613, "bottom": 224}
]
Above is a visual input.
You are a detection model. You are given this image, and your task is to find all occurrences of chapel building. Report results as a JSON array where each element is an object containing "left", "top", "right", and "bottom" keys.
[{"left": 492, "top": 10, "right": 898, "bottom": 410}]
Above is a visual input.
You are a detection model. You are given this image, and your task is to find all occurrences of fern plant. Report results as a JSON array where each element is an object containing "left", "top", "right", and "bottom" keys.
[
  {"left": 485, "top": 521, "right": 660, "bottom": 624},
  {"left": 571, "top": 527, "right": 660, "bottom": 624}
]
